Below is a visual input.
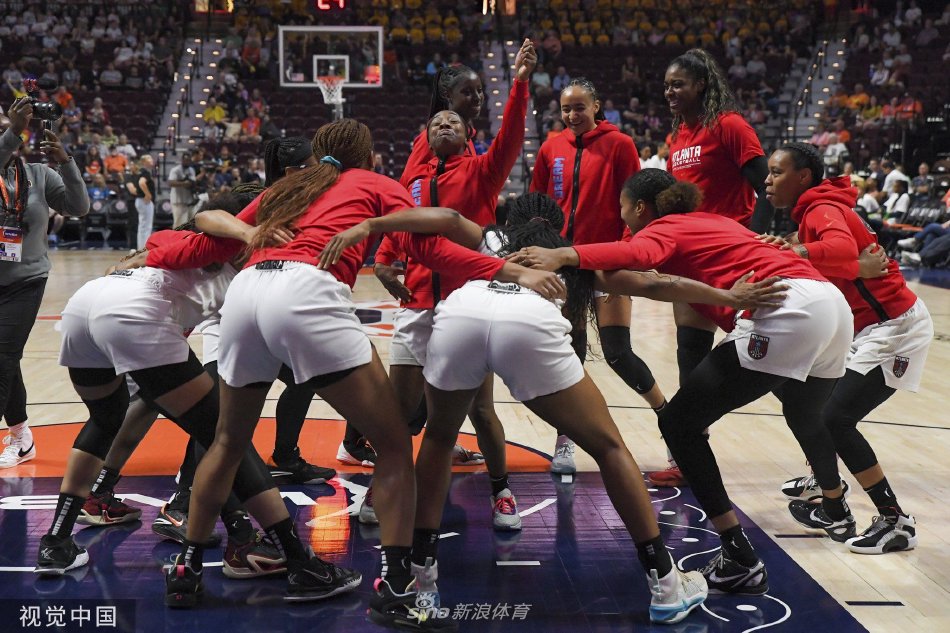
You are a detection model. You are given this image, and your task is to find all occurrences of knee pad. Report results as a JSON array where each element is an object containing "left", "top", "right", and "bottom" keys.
[
  {"left": 129, "top": 350, "right": 206, "bottom": 403},
  {"left": 72, "top": 383, "right": 131, "bottom": 460},
  {"left": 169, "top": 384, "right": 220, "bottom": 449},
  {"left": 676, "top": 326, "right": 715, "bottom": 383},
  {"left": 599, "top": 326, "right": 656, "bottom": 394}
]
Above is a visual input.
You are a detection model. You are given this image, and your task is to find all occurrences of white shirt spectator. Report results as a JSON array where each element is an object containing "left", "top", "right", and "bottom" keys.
[
  {"left": 884, "top": 192, "right": 910, "bottom": 218},
  {"left": 858, "top": 193, "right": 880, "bottom": 215},
  {"left": 106, "top": 25, "right": 123, "bottom": 41},
  {"left": 905, "top": 3, "right": 922, "bottom": 25},
  {"left": 883, "top": 169, "right": 910, "bottom": 194},
  {"left": 746, "top": 58, "right": 767, "bottom": 77},
  {"left": 882, "top": 28, "right": 901, "bottom": 48},
  {"left": 823, "top": 141, "right": 848, "bottom": 166},
  {"left": 12, "top": 24, "right": 30, "bottom": 38},
  {"left": 643, "top": 155, "right": 668, "bottom": 171}
]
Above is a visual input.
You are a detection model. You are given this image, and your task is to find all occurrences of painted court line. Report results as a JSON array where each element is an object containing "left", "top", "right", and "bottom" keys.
[
  {"left": 495, "top": 561, "right": 541, "bottom": 566},
  {"left": 518, "top": 498, "right": 555, "bottom": 517}
]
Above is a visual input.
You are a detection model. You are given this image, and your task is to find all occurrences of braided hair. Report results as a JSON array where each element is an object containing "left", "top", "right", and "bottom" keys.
[
  {"left": 250, "top": 119, "right": 372, "bottom": 251},
  {"left": 561, "top": 77, "right": 606, "bottom": 121},
  {"left": 176, "top": 182, "right": 266, "bottom": 233},
  {"left": 484, "top": 192, "right": 594, "bottom": 329},
  {"left": 667, "top": 48, "right": 738, "bottom": 139},
  {"left": 262, "top": 137, "right": 314, "bottom": 187},
  {"left": 778, "top": 142, "right": 825, "bottom": 188},
  {"left": 429, "top": 64, "right": 481, "bottom": 120},
  {"left": 622, "top": 168, "right": 703, "bottom": 217}
]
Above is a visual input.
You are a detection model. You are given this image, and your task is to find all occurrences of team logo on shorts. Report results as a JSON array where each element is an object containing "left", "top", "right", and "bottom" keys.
[
  {"left": 748, "top": 334, "right": 770, "bottom": 360},
  {"left": 893, "top": 356, "right": 910, "bottom": 378}
]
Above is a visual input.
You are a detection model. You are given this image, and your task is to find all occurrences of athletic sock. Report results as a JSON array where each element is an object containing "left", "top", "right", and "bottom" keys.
[
  {"left": 223, "top": 510, "right": 255, "bottom": 541},
  {"left": 91, "top": 466, "right": 121, "bottom": 494},
  {"left": 48, "top": 493, "right": 85, "bottom": 538},
  {"left": 864, "top": 477, "right": 903, "bottom": 518},
  {"left": 720, "top": 525, "right": 757, "bottom": 567},
  {"left": 178, "top": 539, "right": 204, "bottom": 572},
  {"left": 263, "top": 517, "right": 309, "bottom": 563},
  {"left": 381, "top": 545, "right": 412, "bottom": 590},
  {"left": 636, "top": 534, "right": 673, "bottom": 577},
  {"left": 821, "top": 494, "right": 850, "bottom": 521},
  {"left": 490, "top": 474, "right": 510, "bottom": 498},
  {"left": 411, "top": 528, "right": 440, "bottom": 567}
]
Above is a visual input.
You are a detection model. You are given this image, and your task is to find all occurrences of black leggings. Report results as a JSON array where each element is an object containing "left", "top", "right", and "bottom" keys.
[
  {"left": 659, "top": 342, "right": 838, "bottom": 519},
  {"left": 823, "top": 367, "right": 895, "bottom": 475},
  {"left": 0, "top": 278, "right": 47, "bottom": 427}
]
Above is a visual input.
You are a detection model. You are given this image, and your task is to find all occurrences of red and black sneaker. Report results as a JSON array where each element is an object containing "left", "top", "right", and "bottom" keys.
[
  {"left": 222, "top": 531, "right": 288, "bottom": 579},
  {"left": 164, "top": 555, "right": 203, "bottom": 609},
  {"left": 76, "top": 490, "right": 142, "bottom": 527}
]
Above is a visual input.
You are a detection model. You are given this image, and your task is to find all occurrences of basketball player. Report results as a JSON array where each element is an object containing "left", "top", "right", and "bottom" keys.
[
  {"left": 518, "top": 169, "right": 855, "bottom": 595},
  {"left": 370, "top": 39, "right": 536, "bottom": 532},
  {"left": 762, "top": 143, "right": 931, "bottom": 554},
  {"left": 655, "top": 49, "right": 776, "bottom": 486},
  {"left": 531, "top": 77, "right": 660, "bottom": 475}
]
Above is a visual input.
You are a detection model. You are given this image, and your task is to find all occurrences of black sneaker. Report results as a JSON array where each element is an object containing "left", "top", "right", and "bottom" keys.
[
  {"left": 788, "top": 500, "right": 857, "bottom": 542},
  {"left": 34, "top": 534, "right": 89, "bottom": 576},
  {"left": 698, "top": 551, "right": 769, "bottom": 595},
  {"left": 271, "top": 447, "right": 337, "bottom": 484},
  {"left": 368, "top": 578, "right": 458, "bottom": 632},
  {"left": 847, "top": 514, "right": 918, "bottom": 554},
  {"left": 337, "top": 438, "right": 377, "bottom": 467},
  {"left": 165, "top": 555, "right": 203, "bottom": 608},
  {"left": 285, "top": 554, "right": 362, "bottom": 602},
  {"left": 152, "top": 493, "right": 222, "bottom": 548},
  {"left": 781, "top": 474, "right": 850, "bottom": 501}
]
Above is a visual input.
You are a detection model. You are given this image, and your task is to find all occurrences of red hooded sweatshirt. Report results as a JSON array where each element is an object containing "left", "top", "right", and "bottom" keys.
[
  {"left": 531, "top": 120, "right": 640, "bottom": 245},
  {"left": 792, "top": 176, "right": 917, "bottom": 332},
  {"left": 375, "top": 79, "right": 529, "bottom": 309}
]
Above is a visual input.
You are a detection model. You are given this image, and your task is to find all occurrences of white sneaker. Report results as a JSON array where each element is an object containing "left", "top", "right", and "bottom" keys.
[
  {"left": 358, "top": 486, "right": 378, "bottom": 525},
  {"left": 846, "top": 513, "right": 917, "bottom": 554},
  {"left": 896, "top": 236, "right": 917, "bottom": 249},
  {"left": 451, "top": 444, "right": 484, "bottom": 465},
  {"left": 648, "top": 567, "right": 708, "bottom": 624},
  {"left": 900, "top": 251, "right": 921, "bottom": 266},
  {"left": 550, "top": 435, "right": 576, "bottom": 474},
  {"left": 0, "top": 430, "right": 36, "bottom": 469},
  {"left": 781, "top": 473, "right": 850, "bottom": 501},
  {"left": 490, "top": 488, "right": 522, "bottom": 531}
]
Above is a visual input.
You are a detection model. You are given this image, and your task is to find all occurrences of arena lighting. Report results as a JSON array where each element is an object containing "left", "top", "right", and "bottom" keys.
[
  {"left": 184, "top": 75, "right": 191, "bottom": 80},
  {"left": 524, "top": 139, "right": 531, "bottom": 144},
  {"left": 506, "top": 41, "right": 514, "bottom": 46},
  {"left": 199, "top": 100, "right": 207, "bottom": 106},
  {"left": 492, "top": 89, "right": 500, "bottom": 95},
  {"left": 818, "top": 100, "right": 825, "bottom": 105},
  {"left": 215, "top": 39, "right": 222, "bottom": 44},
  {"left": 171, "top": 113, "right": 179, "bottom": 118},
  {"left": 209, "top": 63, "right": 217, "bottom": 68},
  {"left": 212, "top": 50, "right": 220, "bottom": 56},
  {"left": 827, "top": 75, "right": 835, "bottom": 80},
  {"left": 202, "top": 88, "right": 210, "bottom": 93},
  {"left": 489, "top": 64, "right": 497, "bottom": 70},
  {"left": 832, "top": 62, "right": 840, "bottom": 68},
  {"left": 526, "top": 153, "right": 535, "bottom": 159},
  {"left": 193, "top": 38, "right": 200, "bottom": 43},
  {"left": 787, "top": 126, "right": 794, "bottom": 131},
  {"left": 186, "top": 48, "right": 193, "bottom": 54},
  {"left": 196, "top": 113, "right": 203, "bottom": 119},
  {"left": 495, "top": 102, "right": 502, "bottom": 107},
  {"left": 191, "top": 126, "right": 200, "bottom": 132},
  {"left": 822, "top": 87, "right": 830, "bottom": 92},
  {"left": 187, "top": 63, "right": 193, "bottom": 68},
  {"left": 206, "top": 75, "right": 214, "bottom": 80},
  {"left": 491, "top": 77, "right": 498, "bottom": 82}
]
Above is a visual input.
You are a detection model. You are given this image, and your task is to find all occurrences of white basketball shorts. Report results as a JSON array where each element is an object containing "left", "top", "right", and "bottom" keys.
[
  {"left": 389, "top": 308, "right": 434, "bottom": 367},
  {"left": 847, "top": 298, "right": 932, "bottom": 392}
]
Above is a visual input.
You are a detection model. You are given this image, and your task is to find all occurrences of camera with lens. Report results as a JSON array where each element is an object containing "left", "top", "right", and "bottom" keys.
[{"left": 22, "top": 78, "right": 63, "bottom": 130}]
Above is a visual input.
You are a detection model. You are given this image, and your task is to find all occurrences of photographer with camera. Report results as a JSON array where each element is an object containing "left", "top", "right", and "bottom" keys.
[
  {"left": 0, "top": 97, "right": 89, "bottom": 469},
  {"left": 166, "top": 151, "right": 196, "bottom": 227}
]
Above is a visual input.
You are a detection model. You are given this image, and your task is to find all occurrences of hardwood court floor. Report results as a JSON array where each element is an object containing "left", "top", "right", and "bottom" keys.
[{"left": 12, "top": 249, "right": 950, "bottom": 632}]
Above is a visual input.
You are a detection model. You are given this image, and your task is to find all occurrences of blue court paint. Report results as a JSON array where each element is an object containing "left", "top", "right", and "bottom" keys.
[{"left": 0, "top": 473, "right": 868, "bottom": 632}]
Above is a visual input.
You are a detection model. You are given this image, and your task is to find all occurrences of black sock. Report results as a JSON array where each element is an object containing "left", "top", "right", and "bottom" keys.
[
  {"left": 48, "top": 493, "right": 85, "bottom": 538},
  {"left": 91, "top": 467, "right": 121, "bottom": 494},
  {"left": 178, "top": 539, "right": 204, "bottom": 572},
  {"left": 490, "top": 474, "right": 510, "bottom": 497},
  {"left": 223, "top": 510, "right": 255, "bottom": 541},
  {"left": 411, "top": 528, "right": 440, "bottom": 567},
  {"left": 381, "top": 545, "right": 412, "bottom": 590},
  {"left": 822, "top": 494, "right": 850, "bottom": 521},
  {"left": 720, "top": 525, "right": 757, "bottom": 567},
  {"left": 635, "top": 534, "right": 673, "bottom": 577},
  {"left": 864, "top": 477, "right": 903, "bottom": 517},
  {"left": 343, "top": 422, "right": 362, "bottom": 448},
  {"left": 264, "top": 517, "right": 309, "bottom": 563}
]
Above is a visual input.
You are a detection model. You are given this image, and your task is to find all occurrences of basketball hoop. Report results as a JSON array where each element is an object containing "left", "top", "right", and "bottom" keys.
[{"left": 317, "top": 75, "right": 346, "bottom": 121}]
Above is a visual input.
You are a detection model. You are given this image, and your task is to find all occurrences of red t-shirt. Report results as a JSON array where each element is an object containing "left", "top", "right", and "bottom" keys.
[
  {"left": 146, "top": 171, "right": 506, "bottom": 288},
  {"left": 531, "top": 120, "right": 640, "bottom": 245},
  {"left": 667, "top": 112, "right": 764, "bottom": 227},
  {"left": 377, "top": 80, "right": 529, "bottom": 309},
  {"left": 573, "top": 212, "right": 826, "bottom": 331},
  {"left": 792, "top": 176, "right": 917, "bottom": 332}
]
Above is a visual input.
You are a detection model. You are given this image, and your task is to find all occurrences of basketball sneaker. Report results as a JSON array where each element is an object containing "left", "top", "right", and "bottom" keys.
[
  {"left": 787, "top": 499, "right": 857, "bottom": 542},
  {"left": 77, "top": 489, "right": 142, "bottom": 526},
  {"left": 222, "top": 531, "right": 288, "bottom": 579},
  {"left": 490, "top": 488, "right": 522, "bottom": 531},
  {"left": 0, "top": 430, "right": 35, "bottom": 469},
  {"left": 152, "top": 492, "right": 222, "bottom": 548},
  {"left": 358, "top": 486, "right": 378, "bottom": 525},
  {"left": 846, "top": 514, "right": 917, "bottom": 554},
  {"left": 648, "top": 567, "right": 708, "bottom": 624},
  {"left": 284, "top": 552, "right": 362, "bottom": 602},
  {"left": 164, "top": 555, "right": 203, "bottom": 608},
  {"left": 698, "top": 550, "right": 769, "bottom": 595},
  {"left": 368, "top": 577, "right": 458, "bottom": 632},
  {"left": 34, "top": 534, "right": 89, "bottom": 576},
  {"left": 337, "top": 438, "right": 376, "bottom": 467},
  {"left": 648, "top": 460, "right": 687, "bottom": 487},
  {"left": 451, "top": 444, "right": 484, "bottom": 466},
  {"left": 270, "top": 447, "right": 337, "bottom": 484},
  {"left": 781, "top": 474, "right": 850, "bottom": 501},
  {"left": 550, "top": 435, "right": 576, "bottom": 475}
]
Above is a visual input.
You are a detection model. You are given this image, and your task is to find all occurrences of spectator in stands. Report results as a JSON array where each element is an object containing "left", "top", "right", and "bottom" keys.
[
  {"left": 552, "top": 66, "right": 571, "bottom": 92},
  {"left": 87, "top": 173, "right": 111, "bottom": 201},
  {"left": 539, "top": 98, "right": 559, "bottom": 133},
  {"left": 810, "top": 124, "right": 832, "bottom": 150},
  {"left": 639, "top": 145, "right": 652, "bottom": 165},
  {"left": 916, "top": 18, "right": 939, "bottom": 47},
  {"left": 115, "top": 134, "right": 136, "bottom": 161},
  {"left": 744, "top": 101, "right": 766, "bottom": 125},
  {"left": 867, "top": 159, "right": 886, "bottom": 191},
  {"left": 847, "top": 83, "right": 870, "bottom": 111},
  {"left": 903, "top": 0, "right": 923, "bottom": 27},
  {"left": 87, "top": 97, "right": 109, "bottom": 127},
  {"left": 426, "top": 52, "right": 445, "bottom": 77},
  {"left": 472, "top": 129, "right": 491, "bottom": 156},
  {"left": 869, "top": 63, "right": 889, "bottom": 87},
  {"left": 407, "top": 54, "right": 427, "bottom": 85},
  {"left": 546, "top": 119, "right": 565, "bottom": 141},
  {"left": 100, "top": 62, "right": 123, "bottom": 88},
  {"left": 62, "top": 99, "right": 82, "bottom": 133},
  {"left": 856, "top": 178, "right": 881, "bottom": 217},
  {"left": 881, "top": 96, "right": 899, "bottom": 124},
  {"left": 61, "top": 61, "right": 80, "bottom": 92},
  {"left": 746, "top": 54, "right": 767, "bottom": 79},
  {"left": 912, "top": 162, "right": 933, "bottom": 199},
  {"left": 124, "top": 65, "right": 144, "bottom": 90},
  {"left": 857, "top": 95, "right": 882, "bottom": 129},
  {"left": 202, "top": 97, "right": 227, "bottom": 139},
  {"left": 882, "top": 159, "right": 909, "bottom": 194},
  {"left": 832, "top": 118, "right": 851, "bottom": 144},
  {"left": 823, "top": 133, "right": 848, "bottom": 169},
  {"left": 103, "top": 145, "right": 128, "bottom": 180},
  {"left": 83, "top": 145, "right": 103, "bottom": 177},
  {"left": 882, "top": 23, "right": 901, "bottom": 49},
  {"left": 531, "top": 63, "right": 552, "bottom": 100},
  {"left": 621, "top": 56, "right": 640, "bottom": 83},
  {"left": 240, "top": 107, "right": 262, "bottom": 143},
  {"left": 896, "top": 93, "right": 923, "bottom": 124},
  {"left": 727, "top": 57, "right": 747, "bottom": 81},
  {"left": 602, "top": 99, "right": 621, "bottom": 126},
  {"left": 259, "top": 114, "right": 281, "bottom": 143},
  {"left": 128, "top": 154, "right": 154, "bottom": 250},
  {"left": 883, "top": 178, "right": 911, "bottom": 221},
  {"left": 115, "top": 42, "right": 135, "bottom": 68},
  {"left": 100, "top": 126, "right": 118, "bottom": 149}
]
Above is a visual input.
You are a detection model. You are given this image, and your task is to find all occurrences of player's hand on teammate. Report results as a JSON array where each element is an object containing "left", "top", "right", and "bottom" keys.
[
  {"left": 755, "top": 233, "right": 790, "bottom": 249},
  {"left": 510, "top": 266, "right": 567, "bottom": 302},
  {"left": 374, "top": 263, "right": 412, "bottom": 303},
  {"left": 857, "top": 243, "right": 889, "bottom": 278},
  {"left": 510, "top": 245, "right": 578, "bottom": 271},
  {"left": 246, "top": 224, "right": 294, "bottom": 247},
  {"left": 726, "top": 271, "right": 788, "bottom": 309},
  {"left": 514, "top": 38, "right": 538, "bottom": 82},
  {"left": 108, "top": 249, "right": 148, "bottom": 275},
  {"left": 319, "top": 220, "right": 372, "bottom": 269}
]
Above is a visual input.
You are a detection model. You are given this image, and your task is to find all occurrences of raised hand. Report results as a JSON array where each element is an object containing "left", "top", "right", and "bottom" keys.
[{"left": 514, "top": 38, "right": 538, "bottom": 82}]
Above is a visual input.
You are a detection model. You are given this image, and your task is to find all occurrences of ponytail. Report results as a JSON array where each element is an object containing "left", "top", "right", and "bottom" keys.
[
  {"left": 667, "top": 48, "right": 738, "bottom": 139},
  {"left": 622, "top": 168, "right": 702, "bottom": 216},
  {"left": 262, "top": 136, "right": 313, "bottom": 187}
]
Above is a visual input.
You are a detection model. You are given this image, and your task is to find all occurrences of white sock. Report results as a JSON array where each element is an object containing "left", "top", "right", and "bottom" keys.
[{"left": 8, "top": 422, "right": 29, "bottom": 439}]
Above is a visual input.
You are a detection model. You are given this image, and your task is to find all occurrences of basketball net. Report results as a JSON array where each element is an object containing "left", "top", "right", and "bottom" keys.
[{"left": 317, "top": 75, "right": 345, "bottom": 121}]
